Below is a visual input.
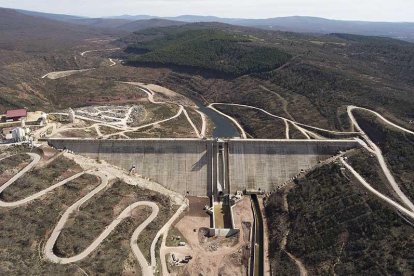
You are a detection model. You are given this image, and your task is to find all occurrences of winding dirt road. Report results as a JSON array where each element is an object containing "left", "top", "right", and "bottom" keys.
[
  {"left": 41, "top": 69, "right": 95, "bottom": 80},
  {"left": 48, "top": 81, "right": 206, "bottom": 140},
  {"left": 40, "top": 170, "right": 160, "bottom": 272},
  {"left": 347, "top": 106, "right": 414, "bottom": 211},
  {"left": 0, "top": 151, "right": 165, "bottom": 275},
  {"left": 0, "top": 153, "right": 85, "bottom": 208},
  {"left": 340, "top": 157, "right": 414, "bottom": 220},
  {"left": 159, "top": 201, "right": 189, "bottom": 276},
  {"left": 209, "top": 102, "right": 360, "bottom": 140},
  {"left": 80, "top": 48, "right": 121, "bottom": 57},
  {"left": 129, "top": 83, "right": 205, "bottom": 138},
  {"left": 281, "top": 231, "right": 308, "bottom": 276},
  {"left": 34, "top": 47, "right": 414, "bottom": 275},
  {"left": 195, "top": 109, "right": 207, "bottom": 137},
  {"left": 349, "top": 106, "right": 414, "bottom": 135},
  {"left": 108, "top": 58, "right": 116, "bottom": 67}
]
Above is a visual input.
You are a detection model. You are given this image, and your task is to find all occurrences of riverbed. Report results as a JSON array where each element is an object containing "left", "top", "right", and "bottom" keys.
[{"left": 193, "top": 99, "right": 240, "bottom": 138}]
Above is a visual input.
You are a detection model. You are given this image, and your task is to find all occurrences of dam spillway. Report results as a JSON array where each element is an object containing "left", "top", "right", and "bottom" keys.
[{"left": 47, "top": 138, "right": 360, "bottom": 196}]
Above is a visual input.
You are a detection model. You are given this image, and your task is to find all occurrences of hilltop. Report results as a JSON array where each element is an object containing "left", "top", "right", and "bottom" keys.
[
  {"left": 122, "top": 27, "right": 292, "bottom": 76},
  {"left": 5, "top": 8, "right": 414, "bottom": 42},
  {"left": 0, "top": 8, "right": 115, "bottom": 51}
]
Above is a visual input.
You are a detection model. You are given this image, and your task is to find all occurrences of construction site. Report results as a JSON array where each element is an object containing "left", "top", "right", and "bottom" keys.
[
  {"left": 0, "top": 70, "right": 369, "bottom": 275},
  {"left": 1, "top": 48, "right": 411, "bottom": 276},
  {"left": 44, "top": 135, "right": 359, "bottom": 273}
]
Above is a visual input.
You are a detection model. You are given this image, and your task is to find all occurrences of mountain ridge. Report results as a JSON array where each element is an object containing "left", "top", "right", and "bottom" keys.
[{"left": 4, "top": 7, "right": 414, "bottom": 41}]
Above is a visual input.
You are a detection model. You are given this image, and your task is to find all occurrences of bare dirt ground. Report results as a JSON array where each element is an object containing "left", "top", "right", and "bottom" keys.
[
  {"left": 0, "top": 144, "right": 185, "bottom": 275},
  {"left": 169, "top": 196, "right": 253, "bottom": 276},
  {"left": 42, "top": 69, "right": 94, "bottom": 80},
  {"left": 219, "top": 197, "right": 254, "bottom": 275},
  {"left": 39, "top": 146, "right": 60, "bottom": 161},
  {"left": 48, "top": 99, "right": 194, "bottom": 139},
  {"left": 0, "top": 155, "right": 31, "bottom": 186},
  {"left": 137, "top": 83, "right": 196, "bottom": 106},
  {"left": 187, "top": 196, "right": 210, "bottom": 217}
]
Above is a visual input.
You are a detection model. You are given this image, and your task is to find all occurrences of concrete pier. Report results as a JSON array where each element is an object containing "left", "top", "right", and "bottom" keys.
[{"left": 47, "top": 138, "right": 360, "bottom": 196}]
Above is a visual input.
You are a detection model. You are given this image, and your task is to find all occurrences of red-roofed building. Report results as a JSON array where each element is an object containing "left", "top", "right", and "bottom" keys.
[{"left": 5, "top": 109, "right": 27, "bottom": 121}]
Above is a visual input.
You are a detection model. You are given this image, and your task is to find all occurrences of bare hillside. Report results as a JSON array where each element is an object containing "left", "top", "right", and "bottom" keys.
[{"left": 0, "top": 8, "right": 116, "bottom": 51}]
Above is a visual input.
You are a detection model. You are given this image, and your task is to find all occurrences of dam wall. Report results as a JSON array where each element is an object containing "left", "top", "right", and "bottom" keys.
[
  {"left": 48, "top": 138, "right": 212, "bottom": 196},
  {"left": 47, "top": 138, "right": 360, "bottom": 196},
  {"left": 227, "top": 140, "right": 359, "bottom": 192}
]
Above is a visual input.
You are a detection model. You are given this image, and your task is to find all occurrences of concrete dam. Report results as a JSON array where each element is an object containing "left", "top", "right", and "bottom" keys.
[{"left": 47, "top": 138, "right": 360, "bottom": 196}]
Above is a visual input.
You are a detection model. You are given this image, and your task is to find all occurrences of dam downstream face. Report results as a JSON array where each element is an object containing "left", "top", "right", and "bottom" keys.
[{"left": 48, "top": 139, "right": 360, "bottom": 196}]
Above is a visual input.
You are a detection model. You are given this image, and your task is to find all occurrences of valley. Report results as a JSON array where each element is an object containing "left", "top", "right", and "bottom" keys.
[{"left": 0, "top": 6, "right": 413, "bottom": 276}]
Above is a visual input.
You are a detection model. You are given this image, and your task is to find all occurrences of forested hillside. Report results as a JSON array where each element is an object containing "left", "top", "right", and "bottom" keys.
[
  {"left": 0, "top": 14, "right": 413, "bottom": 132},
  {"left": 266, "top": 163, "right": 414, "bottom": 275},
  {"left": 119, "top": 23, "right": 414, "bottom": 131},
  {"left": 122, "top": 27, "right": 292, "bottom": 76}
]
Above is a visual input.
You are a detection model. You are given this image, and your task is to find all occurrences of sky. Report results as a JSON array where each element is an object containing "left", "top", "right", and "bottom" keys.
[{"left": 0, "top": 0, "right": 413, "bottom": 22}]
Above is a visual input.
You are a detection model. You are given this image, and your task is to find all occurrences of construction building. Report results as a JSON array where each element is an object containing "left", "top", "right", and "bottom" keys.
[{"left": 4, "top": 109, "right": 27, "bottom": 122}]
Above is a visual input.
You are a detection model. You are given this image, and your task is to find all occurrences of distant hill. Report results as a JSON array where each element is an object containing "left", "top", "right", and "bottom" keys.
[
  {"left": 12, "top": 9, "right": 135, "bottom": 30},
  {"left": 64, "top": 17, "right": 186, "bottom": 32},
  {"left": 106, "top": 15, "right": 155, "bottom": 21},
  {"left": 6, "top": 8, "right": 414, "bottom": 41},
  {"left": 8, "top": 9, "right": 186, "bottom": 33},
  {"left": 162, "top": 15, "right": 414, "bottom": 42},
  {"left": 165, "top": 15, "right": 231, "bottom": 23},
  {"left": 70, "top": 18, "right": 132, "bottom": 29},
  {"left": 116, "top": 18, "right": 187, "bottom": 32},
  {"left": 236, "top": 16, "right": 414, "bottom": 42},
  {"left": 0, "top": 8, "right": 113, "bottom": 51},
  {"left": 14, "top": 8, "right": 86, "bottom": 22},
  {"left": 112, "top": 14, "right": 414, "bottom": 42}
]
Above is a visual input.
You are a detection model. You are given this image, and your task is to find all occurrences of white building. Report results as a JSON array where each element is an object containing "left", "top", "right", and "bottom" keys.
[
  {"left": 68, "top": 108, "right": 75, "bottom": 123},
  {"left": 12, "top": 127, "right": 26, "bottom": 142}
]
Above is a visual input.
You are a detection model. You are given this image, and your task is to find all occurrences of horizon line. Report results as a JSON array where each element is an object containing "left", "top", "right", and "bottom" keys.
[{"left": 5, "top": 6, "right": 414, "bottom": 24}]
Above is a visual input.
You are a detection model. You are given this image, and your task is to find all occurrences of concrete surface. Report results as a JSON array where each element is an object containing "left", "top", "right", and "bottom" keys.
[
  {"left": 228, "top": 139, "right": 360, "bottom": 192},
  {"left": 48, "top": 138, "right": 212, "bottom": 196},
  {"left": 47, "top": 138, "right": 360, "bottom": 196}
]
